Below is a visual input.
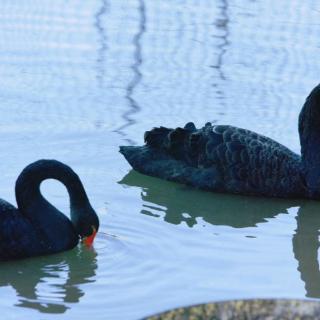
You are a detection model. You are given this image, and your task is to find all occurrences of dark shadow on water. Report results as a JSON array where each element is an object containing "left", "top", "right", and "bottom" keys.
[
  {"left": 120, "top": 170, "right": 320, "bottom": 299},
  {"left": 0, "top": 246, "right": 97, "bottom": 314}
]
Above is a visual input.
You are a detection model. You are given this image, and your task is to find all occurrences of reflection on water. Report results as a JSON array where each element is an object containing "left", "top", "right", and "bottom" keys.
[
  {"left": 94, "top": 0, "right": 109, "bottom": 88},
  {"left": 115, "top": 0, "right": 145, "bottom": 144},
  {"left": 120, "top": 170, "right": 300, "bottom": 228},
  {"left": 120, "top": 170, "right": 320, "bottom": 301},
  {"left": 293, "top": 203, "right": 320, "bottom": 298},
  {"left": 212, "top": 0, "right": 229, "bottom": 105},
  {"left": 0, "top": 247, "right": 97, "bottom": 314}
]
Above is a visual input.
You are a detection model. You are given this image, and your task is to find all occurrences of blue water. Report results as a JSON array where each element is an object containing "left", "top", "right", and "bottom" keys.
[{"left": 0, "top": 1, "right": 320, "bottom": 319}]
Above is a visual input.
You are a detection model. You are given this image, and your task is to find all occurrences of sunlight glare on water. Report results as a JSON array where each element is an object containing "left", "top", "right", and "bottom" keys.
[{"left": 0, "top": 0, "right": 320, "bottom": 319}]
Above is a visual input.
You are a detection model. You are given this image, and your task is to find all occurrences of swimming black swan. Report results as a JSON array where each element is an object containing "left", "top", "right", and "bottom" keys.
[
  {"left": 0, "top": 159, "right": 99, "bottom": 261},
  {"left": 120, "top": 84, "right": 320, "bottom": 199}
]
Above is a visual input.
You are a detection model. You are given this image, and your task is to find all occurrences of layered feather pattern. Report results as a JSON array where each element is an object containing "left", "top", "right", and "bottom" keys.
[{"left": 120, "top": 122, "right": 306, "bottom": 198}]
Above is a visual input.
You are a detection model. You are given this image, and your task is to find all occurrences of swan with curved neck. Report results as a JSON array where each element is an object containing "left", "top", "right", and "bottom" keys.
[
  {"left": 120, "top": 84, "right": 320, "bottom": 199},
  {"left": 0, "top": 159, "right": 99, "bottom": 261}
]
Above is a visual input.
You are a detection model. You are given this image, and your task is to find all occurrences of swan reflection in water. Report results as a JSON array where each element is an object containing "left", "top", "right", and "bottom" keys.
[
  {"left": 293, "top": 202, "right": 320, "bottom": 298},
  {"left": 0, "top": 246, "right": 97, "bottom": 314},
  {"left": 120, "top": 170, "right": 320, "bottom": 299}
]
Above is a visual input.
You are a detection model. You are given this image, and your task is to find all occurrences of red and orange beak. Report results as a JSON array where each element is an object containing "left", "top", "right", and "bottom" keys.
[{"left": 82, "top": 226, "right": 97, "bottom": 247}]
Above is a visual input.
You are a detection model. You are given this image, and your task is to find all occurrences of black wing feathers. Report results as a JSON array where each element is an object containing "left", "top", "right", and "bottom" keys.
[{"left": 142, "top": 122, "right": 303, "bottom": 197}]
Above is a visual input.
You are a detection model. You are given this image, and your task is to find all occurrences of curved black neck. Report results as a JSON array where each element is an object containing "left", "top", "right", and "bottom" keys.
[
  {"left": 299, "top": 84, "right": 320, "bottom": 197},
  {"left": 15, "top": 159, "right": 91, "bottom": 240},
  {"left": 13, "top": 159, "right": 94, "bottom": 250},
  {"left": 13, "top": 159, "right": 98, "bottom": 252},
  {"left": 15, "top": 160, "right": 89, "bottom": 211}
]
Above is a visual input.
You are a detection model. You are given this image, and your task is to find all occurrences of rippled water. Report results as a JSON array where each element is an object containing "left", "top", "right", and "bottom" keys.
[{"left": 0, "top": 0, "right": 320, "bottom": 319}]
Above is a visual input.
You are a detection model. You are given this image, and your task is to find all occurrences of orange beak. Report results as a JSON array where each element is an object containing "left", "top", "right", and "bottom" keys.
[{"left": 82, "top": 227, "right": 97, "bottom": 247}]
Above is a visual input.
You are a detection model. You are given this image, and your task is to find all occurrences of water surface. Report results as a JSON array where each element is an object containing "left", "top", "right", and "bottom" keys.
[{"left": 0, "top": 0, "right": 320, "bottom": 319}]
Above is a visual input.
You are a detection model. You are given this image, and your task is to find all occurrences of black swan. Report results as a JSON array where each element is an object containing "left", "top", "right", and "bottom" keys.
[
  {"left": 120, "top": 84, "right": 320, "bottom": 199},
  {"left": 0, "top": 159, "right": 99, "bottom": 261}
]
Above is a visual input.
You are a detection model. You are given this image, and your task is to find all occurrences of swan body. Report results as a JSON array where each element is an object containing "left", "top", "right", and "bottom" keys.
[
  {"left": 0, "top": 160, "right": 99, "bottom": 261},
  {"left": 120, "top": 84, "right": 320, "bottom": 199}
]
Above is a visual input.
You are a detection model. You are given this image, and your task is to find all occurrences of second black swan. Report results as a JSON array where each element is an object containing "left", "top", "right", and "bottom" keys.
[
  {"left": 120, "top": 84, "right": 320, "bottom": 199},
  {"left": 0, "top": 159, "right": 99, "bottom": 261}
]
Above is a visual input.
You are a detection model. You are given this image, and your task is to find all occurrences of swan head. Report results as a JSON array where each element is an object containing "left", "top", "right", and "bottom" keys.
[{"left": 71, "top": 204, "right": 99, "bottom": 246}]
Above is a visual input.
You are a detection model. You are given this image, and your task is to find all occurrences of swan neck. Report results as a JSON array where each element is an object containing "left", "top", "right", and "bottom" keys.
[
  {"left": 299, "top": 85, "right": 320, "bottom": 197},
  {"left": 15, "top": 160, "right": 89, "bottom": 215}
]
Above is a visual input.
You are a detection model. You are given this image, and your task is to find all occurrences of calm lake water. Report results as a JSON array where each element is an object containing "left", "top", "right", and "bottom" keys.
[{"left": 0, "top": 0, "right": 320, "bottom": 319}]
